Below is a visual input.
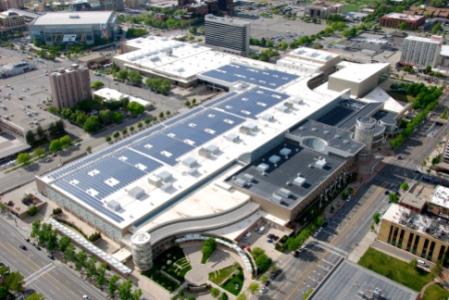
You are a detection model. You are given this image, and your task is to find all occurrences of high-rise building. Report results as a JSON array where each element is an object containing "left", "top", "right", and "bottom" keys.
[
  {"left": 204, "top": 14, "right": 250, "bottom": 56},
  {"left": 99, "top": 0, "right": 124, "bottom": 11},
  {"left": 0, "top": 0, "right": 23, "bottom": 11},
  {"left": 49, "top": 64, "right": 92, "bottom": 109},
  {"left": 400, "top": 35, "right": 443, "bottom": 68},
  {"left": 217, "top": 0, "right": 233, "bottom": 15}
]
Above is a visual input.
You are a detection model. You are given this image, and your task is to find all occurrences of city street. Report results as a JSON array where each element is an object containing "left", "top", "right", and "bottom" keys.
[{"left": 0, "top": 215, "right": 108, "bottom": 300}]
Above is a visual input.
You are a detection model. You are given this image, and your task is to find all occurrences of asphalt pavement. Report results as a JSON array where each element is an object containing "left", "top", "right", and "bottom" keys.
[{"left": 0, "top": 215, "right": 108, "bottom": 300}]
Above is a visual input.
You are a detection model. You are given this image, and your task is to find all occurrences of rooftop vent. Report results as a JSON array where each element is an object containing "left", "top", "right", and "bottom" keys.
[
  {"left": 293, "top": 175, "right": 306, "bottom": 187},
  {"left": 107, "top": 200, "right": 122, "bottom": 212},
  {"left": 240, "top": 123, "right": 258, "bottom": 135},
  {"left": 279, "top": 147, "right": 292, "bottom": 158},
  {"left": 268, "top": 154, "right": 281, "bottom": 166},
  {"left": 128, "top": 186, "right": 147, "bottom": 200},
  {"left": 224, "top": 133, "right": 240, "bottom": 143},
  {"left": 199, "top": 144, "right": 221, "bottom": 158},
  {"left": 315, "top": 157, "right": 327, "bottom": 169}
]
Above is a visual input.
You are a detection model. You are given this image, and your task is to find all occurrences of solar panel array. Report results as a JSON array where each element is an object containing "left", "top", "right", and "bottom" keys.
[
  {"left": 48, "top": 85, "right": 290, "bottom": 224},
  {"left": 201, "top": 63, "right": 299, "bottom": 89}
]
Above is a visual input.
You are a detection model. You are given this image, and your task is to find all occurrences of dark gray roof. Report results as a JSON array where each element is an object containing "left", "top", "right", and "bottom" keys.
[
  {"left": 287, "top": 119, "right": 365, "bottom": 158},
  {"left": 228, "top": 141, "right": 347, "bottom": 208},
  {"left": 373, "top": 110, "right": 398, "bottom": 126},
  {"left": 314, "top": 99, "right": 383, "bottom": 129}
]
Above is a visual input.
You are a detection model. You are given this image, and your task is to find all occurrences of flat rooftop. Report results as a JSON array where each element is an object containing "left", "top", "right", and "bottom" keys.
[
  {"left": 32, "top": 11, "right": 115, "bottom": 26},
  {"left": 330, "top": 62, "right": 389, "bottom": 84},
  {"left": 383, "top": 203, "right": 449, "bottom": 242},
  {"left": 287, "top": 119, "right": 365, "bottom": 158},
  {"left": 287, "top": 47, "right": 339, "bottom": 63},
  {"left": 93, "top": 88, "right": 152, "bottom": 108},
  {"left": 205, "top": 14, "right": 250, "bottom": 26},
  {"left": 312, "top": 260, "right": 417, "bottom": 300},
  {"left": 313, "top": 99, "right": 383, "bottom": 129},
  {"left": 41, "top": 75, "right": 339, "bottom": 229},
  {"left": 199, "top": 63, "right": 299, "bottom": 89},
  {"left": 228, "top": 140, "right": 348, "bottom": 208},
  {"left": 431, "top": 185, "right": 449, "bottom": 209},
  {"left": 405, "top": 35, "right": 443, "bottom": 44},
  {"left": 383, "top": 12, "right": 424, "bottom": 21}
]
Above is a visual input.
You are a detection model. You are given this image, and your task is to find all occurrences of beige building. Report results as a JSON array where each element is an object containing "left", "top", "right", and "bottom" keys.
[
  {"left": 305, "top": 1, "right": 342, "bottom": 19},
  {"left": 378, "top": 203, "right": 449, "bottom": 263},
  {"left": 328, "top": 62, "right": 390, "bottom": 98},
  {"left": 49, "top": 64, "right": 91, "bottom": 109},
  {"left": 0, "top": 10, "right": 25, "bottom": 35}
]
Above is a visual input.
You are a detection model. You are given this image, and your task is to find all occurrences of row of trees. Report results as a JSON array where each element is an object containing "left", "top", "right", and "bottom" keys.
[
  {"left": 49, "top": 134, "right": 72, "bottom": 153},
  {"left": 389, "top": 83, "right": 443, "bottom": 149},
  {"left": 125, "top": 28, "right": 148, "bottom": 39},
  {"left": 51, "top": 97, "right": 144, "bottom": 134},
  {"left": 0, "top": 263, "right": 44, "bottom": 300},
  {"left": 31, "top": 221, "right": 142, "bottom": 300},
  {"left": 145, "top": 77, "right": 171, "bottom": 95},
  {"left": 118, "top": 8, "right": 192, "bottom": 30},
  {"left": 25, "top": 120, "right": 65, "bottom": 147},
  {"left": 113, "top": 69, "right": 143, "bottom": 87},
  {"left": 249, "top": 48, "right": 280, "bottom": 62}
]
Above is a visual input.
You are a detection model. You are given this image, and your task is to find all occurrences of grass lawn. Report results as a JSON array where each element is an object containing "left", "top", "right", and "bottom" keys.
[
  {"left": 358, "top": 248, "right": 434, "bottom": 291},
  {"left": 423, "top": 284, "right": 449, "bottom": 300},
  {"left": 221, "top": 268, "right": 244, "bottom": 296},
  {"left": 209, "top": 264, "right": 240, "bottom": 285}
]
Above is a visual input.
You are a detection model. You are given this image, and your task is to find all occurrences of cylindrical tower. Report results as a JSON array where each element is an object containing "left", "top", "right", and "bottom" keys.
[
  {"left": 354, "top": 117, "right": 377, "bottom": 152},
  {"left": 131, "top": 232, "right": 152, "bottom": 272}
]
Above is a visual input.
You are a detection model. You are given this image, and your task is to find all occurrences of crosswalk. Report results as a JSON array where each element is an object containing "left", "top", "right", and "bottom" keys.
[{"left": 24, "top": 263, "right": 55, "bottom": 286}]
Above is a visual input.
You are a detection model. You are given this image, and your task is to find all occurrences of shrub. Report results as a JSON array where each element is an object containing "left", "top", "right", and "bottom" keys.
[
  {"left": 201, "top": 238, "right": 217, "bottom": 263},
  {"left": 27, "top": 205, "right": 39, "bottom": 217}
]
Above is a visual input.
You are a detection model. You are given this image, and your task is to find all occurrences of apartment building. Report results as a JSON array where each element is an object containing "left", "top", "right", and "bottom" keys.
[
  {"left": 400, "top": 35, "right": 443, "bottom": 67},
  {"left": 49, "top": 64, "right": 92, "bottom": 109}
]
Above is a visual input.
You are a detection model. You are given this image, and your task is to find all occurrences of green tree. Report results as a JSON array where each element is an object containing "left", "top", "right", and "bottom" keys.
[
  {"left": 27, "top": 205, "right": 38, "bottom": 216},
  {"left": 431, "top": 22, "right": 443, "bottom": 34},
  {"left": 33, "top": 147, "right": 45, "bottom": 158},
  {"left": 58, "top": 236, "right": 71, "bottom": 252},
  {"left": 399, "top": 22, "right": 408, "bottom": 30},
  {"left": 106, "top": 136, "right": 112, "bottom": 143},
  {"left": 389, "top": 192, "right": 399, "bottom": 203},
  {"left": 91, "top": 80, "right": 105, "bottom": 90},
  {"left": 373, "top": 212, "right": 381, "bottom": 225},
  {"left": 25, "top": 292, "right": 45, "bottom": 300},
  {"left": 85, "top": 256, "right": 97, "bottom": 279},
  {"left": 400, "top": 182, "right": 409, "bottom": 191},
  {"left": 96, "top": 264, "right": 106, "bottom": 287},
  {"left": 248, "top": 282, "right": 260, "bottom": 294},
  {"left": 127, "top": 102, "right": 145, "bottom": 116},
  {"left": 113, "top": 131, "right": 120, "bottom": 139},
  {"left": 76, "top": 250, "right": 88, "bottom": 270},
  {"left": 201, "top": 238, "right": 217, "bottom": 263},
  {"left": 118, "top": 279, "right": 133, "bottom": 300},
  {"left": 16, "top": 152, "right": 31, "bottom": 165},
  {"left": 236, "top": 293, "right": 247, "bottom": 300},
  {"left": 59, "top": 135, "right": 72, "bottom": 149},
  {"left": 49, "top": 139, "right": 62, "bottom": 153},
  {"left": 83, "top": 116, "right": 101, "bottom": 133},
  {"left": 5, "top": 271, "right": 24, "bottom": 293},
  {"left": 127, "top": 70, "right": 143, "bottom": 86},
  {"left": 115, "top": 69, "right": 128, "bottom": 81},
  {"left": 132, "top": 288, "right": 143, "bottom": 300},
  {"left": 112, "top": 111, "right": 124, "bottom": 124},
  {"left": 211, "top": 287, "right": 220, "bottom": 297},
  {"left": 25, "top": 130, "right": 36, "bottom": 146},
  {"left": 64, "top": 243, "right": 76, "bottom": 262},
  {"left": 108, "top": 274, "right": 120, "bottom": 298},
  {"left": 99, "top": 109, "right": 114, "bottom": 125},
  {"left": 430, "top": 0, "right": 447, "bottom": 7}
]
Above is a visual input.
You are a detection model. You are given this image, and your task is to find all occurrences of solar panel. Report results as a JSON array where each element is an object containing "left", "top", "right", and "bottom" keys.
[
  {"left": 201, "top": 63, "right": 298, "bottom": 89},
  {"left": 213, "top": 87, "right": 289, "bottom": 119}
]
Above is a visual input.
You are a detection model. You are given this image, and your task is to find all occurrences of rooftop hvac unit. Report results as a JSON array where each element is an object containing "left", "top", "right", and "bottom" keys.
[
  {"left": 293, "top": 175, "right": 306, "bottom": 187},
  {"left": 276, "top": 104, "right": 290, "bottom": 113},
  {"left": 257, "top": 163, "right": 269, "bottom": 173},
  {"left": 268, "top": 155, "right": 281, "bottom": 165},
  {"left": 315, "top": 157, "right": 327, "bottom": 169},
  {"left": 128, "top": 186, "right": 147, "bottom": 200},
  {"left": 261, "top": 114, "right": 275, "bottom": 122},
  {"left": 272, "top": 193, "right": 284, "bottom": 203},
  {"left": 279, "top": 147, "right": 292, "bottom": 158},
  {"left": 107, "top": 200, "right": 122, "bottom": 212},
  {"left": 242, "top": 173, "right": 255, "bottom": 183},
  {"left": 157, "top": 170, "right": 174, "bottom": 182},
  {"left": 199, "top": 144, "right": 220, "bottom": 158},
  {"left": 234, "top": 177, "right": 251, "bottom": 188},
  {"left": 224, "top": 133, "right": 240, "bottom": 143},
  {"left": 148, "top": 174, "right": 162, "bottom": 187},
  {"left": 278, "top": 188, "right": 292, "bottom": 198},
  {"left": 239, "top": 123, "right": 258, "bottom": 135},
  {"left": 182, "top": 157, "right": 199, "bottom": 169}
]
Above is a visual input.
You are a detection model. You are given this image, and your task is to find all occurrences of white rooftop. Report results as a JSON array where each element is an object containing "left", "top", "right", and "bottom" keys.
[
  {"left": 384, "top": 13, "right": 424, "bottom": 21},
  {"left": 431, "top": 185, "right": 449, "bottom": 209},
  {"left": 93, "top": 88, "right": 152, "bottom": 108},
  {"left": 405, "top": 35, "right": 443, "bottom": 45},
  {"left": 32, "top": 11, "right": 114, "bottom": 26},
  {"left": 441, "top": 45, "right": 449, "bottom": 57},
  {"left": 288, "top": 47, "right": 340, "bottom": 63},
  {"left": 330, "top": 62, "right": 390, "bottom": 84}
]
